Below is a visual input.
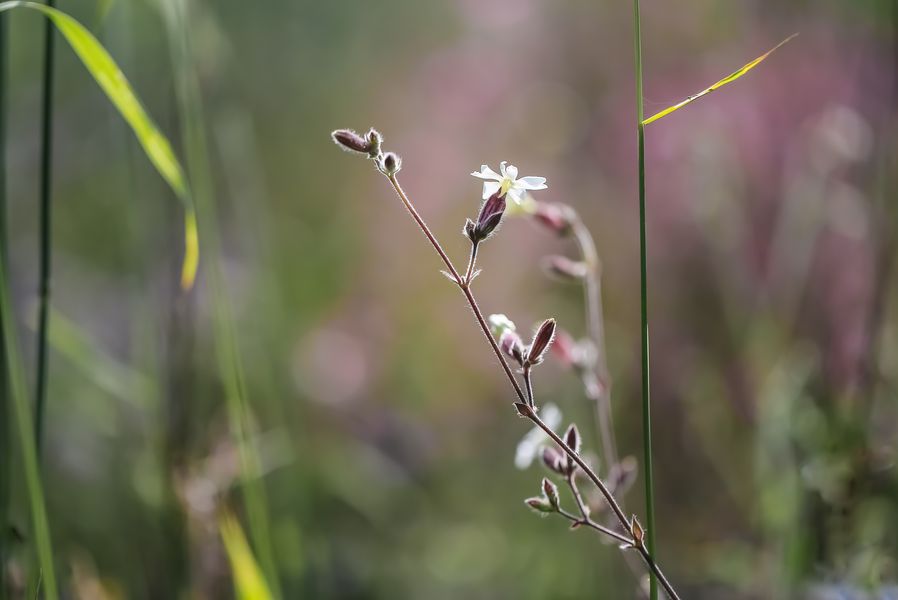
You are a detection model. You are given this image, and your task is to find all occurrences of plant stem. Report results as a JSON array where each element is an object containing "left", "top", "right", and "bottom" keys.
[
  {"left": 464, "top": 241, "right": 479, "bottom": 284},
  {"left": 632, "top": 1, "right": 657, "bottom": 598},
  {"left": 382, "top": 171, "right": 680, "bottom": 599},
  {"left": 0, "top": 12, "right": 7, "bottom": 596},
  {"left": 35, "top": 0, "right": 56, "bottom": 454},
  {"left": 571, "top": 216, "right": 619, "bottom": 468}
]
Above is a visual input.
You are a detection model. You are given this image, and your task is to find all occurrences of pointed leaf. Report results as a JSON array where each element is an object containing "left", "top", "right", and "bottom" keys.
[
  {"left": 219, "top": 511, "right": 274, "bottom": 600},
  {"left": 0, "top": 1, "right": 199, "bottom": 287},
  {"left": 643, "top": 34, "right": 797, "bottom": 126}
]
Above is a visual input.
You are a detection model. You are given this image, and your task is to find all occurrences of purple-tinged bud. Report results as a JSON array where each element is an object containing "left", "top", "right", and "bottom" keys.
[
  {"left": 564, "top": 423, "right": 581, "bottom": 456},
  {"left": 525, "top": 496, "right": 554, "bottom": 514},
  {"left": 332, "top": 128, "right": 374, "bottom": 155},
  {"left": 463, "top": 218, "right": 477, "bottom": 242},
  {"left": 365, "top": 128, "right": 383, "bottom": 157},
  {"left": 542, "top": 478, "right": 560, "bottom": 510},
  {"left": 471, "top": 191, "right": 506, "bottom": 242},
  {"left": 525, "top": 318, "right": 556, "bottom": 366},
  {"left": 499, "top": 330, "right": 525, "bottom": 365},
  {"left": 379, "top": 152, "right": 402, "bottom": 175},
  {"left": 544, "top": 255, "right": 589, "bottom": 281},
  {"left": 541, "top": 446, "right": 565, "bottom": 474},
  {"left": 533, "top": 202, "right": 576, "bottom": 237}
]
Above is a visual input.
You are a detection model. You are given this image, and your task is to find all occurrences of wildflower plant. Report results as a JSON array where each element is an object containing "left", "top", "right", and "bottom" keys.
[{"left": 331, "top": 128, "right": 682, "bottom": 599}]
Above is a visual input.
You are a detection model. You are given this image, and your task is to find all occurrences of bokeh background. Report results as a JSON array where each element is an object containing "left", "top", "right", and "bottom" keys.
[{"left": 2, "top": 0, "right": 898, "bottom": 598}]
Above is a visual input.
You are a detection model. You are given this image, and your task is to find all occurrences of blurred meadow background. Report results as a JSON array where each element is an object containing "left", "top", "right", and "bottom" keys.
[{"left": 2, "top": 0, "right": 898, "bottom": 598}]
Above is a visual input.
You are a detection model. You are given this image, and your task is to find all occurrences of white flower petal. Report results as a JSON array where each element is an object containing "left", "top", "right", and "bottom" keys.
[
  {"left": 499, "top": 161, "right": 509, "bottom": 178},
  {"left": 482, "top": 180, "right": 501, "bottom": 200},
  {"left": 471, "top": 165, "right": 502, "bottom": 181},
  {"left": 517, "top": 176, "right": 547, "bottom": 190},
  {"left": 506, "top": 188, "right": 525, "bottom": 205},
  {"left": 505, "top": 164, "right": 519, "bottom": 180},
  {"left": 515, "top": 428, "right": 546, "bottom": 469}
]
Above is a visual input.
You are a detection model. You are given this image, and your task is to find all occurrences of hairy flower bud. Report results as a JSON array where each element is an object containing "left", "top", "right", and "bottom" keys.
[
  {"left": 525, "top": 318, "right": 556, "bottom": 366},
  {"left": 541, "top": 446, "right": 565, "bottom": 474},
  {"left": 365, "top": 128, "right": 383, "bottom": 157},
  {"left": 564, "top": 423, "right": 582, "bottom": 456},
  {"left": 525, "top": 496, "right": 554, "bottom": 514},
  {"left": 469, "top": 191, "right": 506, "bottom": 242},
  {"left": 332, "top": 128, "right": 376, "bottom": 155},
  {"left": 542, "top": 478, "right": 560, "bottom": 510},
  {"left": 544, "top": 255, "right": 589, "bottom": 281},
  {"left": 379, "top": 152, "right": 402, "bottom": 175},
  {"left": 499, "top": 330, "right": 525, "bottom": 365},
  {"left": 630, "top": 516, "right": 645, "bottom": 546},
  {"left": 533, "top": 202, "right": 576, "bottom": 237}
]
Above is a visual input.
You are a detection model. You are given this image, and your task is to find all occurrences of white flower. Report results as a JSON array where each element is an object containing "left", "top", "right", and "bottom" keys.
[
  {"left": 471, "top": 161, "right": 547, "bottom": 205},
  {"left": 514, "top": 403, "right": 562, "bottom": 469},
  {"left": 488, "top": 313, "right": 516, "bottom": 337}
]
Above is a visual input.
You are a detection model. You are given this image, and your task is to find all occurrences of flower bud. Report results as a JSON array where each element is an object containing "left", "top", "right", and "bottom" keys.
[
  {"left": 564, "top": 423, "right": 581, "bottom": 456},
  {"left": 332, "top": 128, "right": 376, "bottom": 155},
  {"left": 525, "top": 318, "right": 556, "bottom": 366},
  {"left": 463, "top": 218, "right": 477, "bottom": 242},
  {"left": 525, "top": 496, "right": 554, "bottom": 514},
  {"left": 379, "top": 152, "right": 402, "bottom": 175},
  {"left": 470, "top": 191, "right": 506, "bottom": 242},
  {"left": 544, "top": 255, "right": 589, "bottom": 281},
  {"left": 533, "top": 202, "right": 576, "bottom": 237},
  {"left": 499, "top": 330, "right": 525, "bottom": 365},
  {"left": 629, "top": 516, "right": 645, "bottom": 546},
  {"left": 365, "top": 128, "right": 383, "bottom": 157},
  {"left": 541, "top": 446, "right": 565, "bottom": 474},
  {"left": 542, "top": 478, "right": 560, "bottom": 510}
]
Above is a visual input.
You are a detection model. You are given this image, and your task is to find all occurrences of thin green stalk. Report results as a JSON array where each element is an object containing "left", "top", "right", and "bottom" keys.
[
  {"left": 0, "top": 13, "right": 8, "bottom": 598},
  {"left": 34, "top": 0, "right": 56, "bottom": 454},
  {"left": 632, "top": 1, "right": 657, "bottom": 599},
  {"left": 0, "top": 260, "right": 57, "bottom": 600},
  {"left": 160, "top": 1, "right": 281, "bottom": 595}
]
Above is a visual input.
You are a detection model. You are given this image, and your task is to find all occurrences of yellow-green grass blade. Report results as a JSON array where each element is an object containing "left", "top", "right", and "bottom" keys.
[
  {"left": 220, "top": 510, "right": 274, "bottom": 600},
  {"left": 643, "top": 34, "right": 797, "bottom": 126},
  {"left": 0, "top": 1, "right": 199, "bottom": 288}
]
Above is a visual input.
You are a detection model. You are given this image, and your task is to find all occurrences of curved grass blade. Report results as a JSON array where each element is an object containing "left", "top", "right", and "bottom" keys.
[
  {"left": 220, "top": 510, "right": 273, "bottom": 600},
  {"left": 643, "top": 33, "right": 797, "bottom": 126},
  {"left": 0, "top": 0, "right": 199, "bottom": 288}
]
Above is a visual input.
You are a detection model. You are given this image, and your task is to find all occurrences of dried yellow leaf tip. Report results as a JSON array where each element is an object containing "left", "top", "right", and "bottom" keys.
[
  {"left": 642, "top": 33, "right": 798, "bottom": 126},
  {"left": 180, "top": 210, "right": 199, "bottom": 290},
  {"left": 219, "top": 510, "right": 274, "bottom": 600}
]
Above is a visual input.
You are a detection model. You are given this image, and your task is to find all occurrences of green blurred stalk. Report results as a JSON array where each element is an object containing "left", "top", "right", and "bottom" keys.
[
  {"left": 0, "top": 250, "right": 57, "bottom": 600},
  {"left": 632, "top": 1, "right": 657, "bottom": 599},
  {"left": 160, "top": 0, "right": 281, "bottom": 595},
  {"left": 34, "top": 0, "right": 56, "bottom": 454},
  {"left": 0, "top": 12, "right": 8, "bottom": 599}
]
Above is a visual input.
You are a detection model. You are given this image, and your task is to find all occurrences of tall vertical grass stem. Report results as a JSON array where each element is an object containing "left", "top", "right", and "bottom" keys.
[
  {"left": 0, "top": 13, "right": 8, "bottom": 596},
  {"left": 35, "top": 0, "right": 57, "bottom": 453},
  {"left": 632, "top": 1, "right": 657, "bottom": 598}
]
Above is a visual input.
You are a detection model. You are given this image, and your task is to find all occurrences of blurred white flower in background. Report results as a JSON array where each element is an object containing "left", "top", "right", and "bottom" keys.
[{"left": 514, "top": 403, "right": 561, "bottom": 469}]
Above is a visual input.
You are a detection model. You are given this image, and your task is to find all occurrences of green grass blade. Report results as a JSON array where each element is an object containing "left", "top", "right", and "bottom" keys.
[
  {"left": 0, "top": 0, "right": 199, "bottom": 288},
  {"left": 0, "top": 257, "right": 57, "bottom": 600},
  {"left": 220, "top": 510, "right": 274, "bottom": 600},
  {"left": 642, "top": 34, "right": 797, "bottom": 126}
]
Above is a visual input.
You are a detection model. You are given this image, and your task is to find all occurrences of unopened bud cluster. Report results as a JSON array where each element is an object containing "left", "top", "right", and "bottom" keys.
[
  {"left": 465, "top": 191, "right": 507, "bottom": 244},
  {"left": 331, "top": 127, "right": 401, "bottom": 175}
]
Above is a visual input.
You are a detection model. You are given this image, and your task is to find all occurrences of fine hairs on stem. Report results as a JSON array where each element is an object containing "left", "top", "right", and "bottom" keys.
[{"left": 331, "top": 128, "right": 682, "bottom": 599}]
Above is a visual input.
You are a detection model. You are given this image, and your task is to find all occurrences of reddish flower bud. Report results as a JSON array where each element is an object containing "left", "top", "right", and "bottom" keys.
[
  {"left": 541, "top": 446, "right": 565, "bottom": 474},
  {"left": 544, "top": 255, "right": 589, "bottom": 281},
  {"left": 525, "top": 496, "right": 554, "bottom": 514},
  {"left": 499, "top": 330, "right": 525, "bottom": 365},
  {"left": 533, "top": 202, "right": 576, "bottom": 237},
  {"left": 542, "top": 478, "right": 560, "bottom": 510},
  {"left": 332, "top": 128, "right": 376, "bottom": 155},
  {"left": 525, "top": 318, "right": 556, "bottom": 366},
  {"left": 470, "top": 191, "right": 506, "bottom": 242},
  {"left": 564, "top": 423, "right": 581, "bottom": 455}
]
